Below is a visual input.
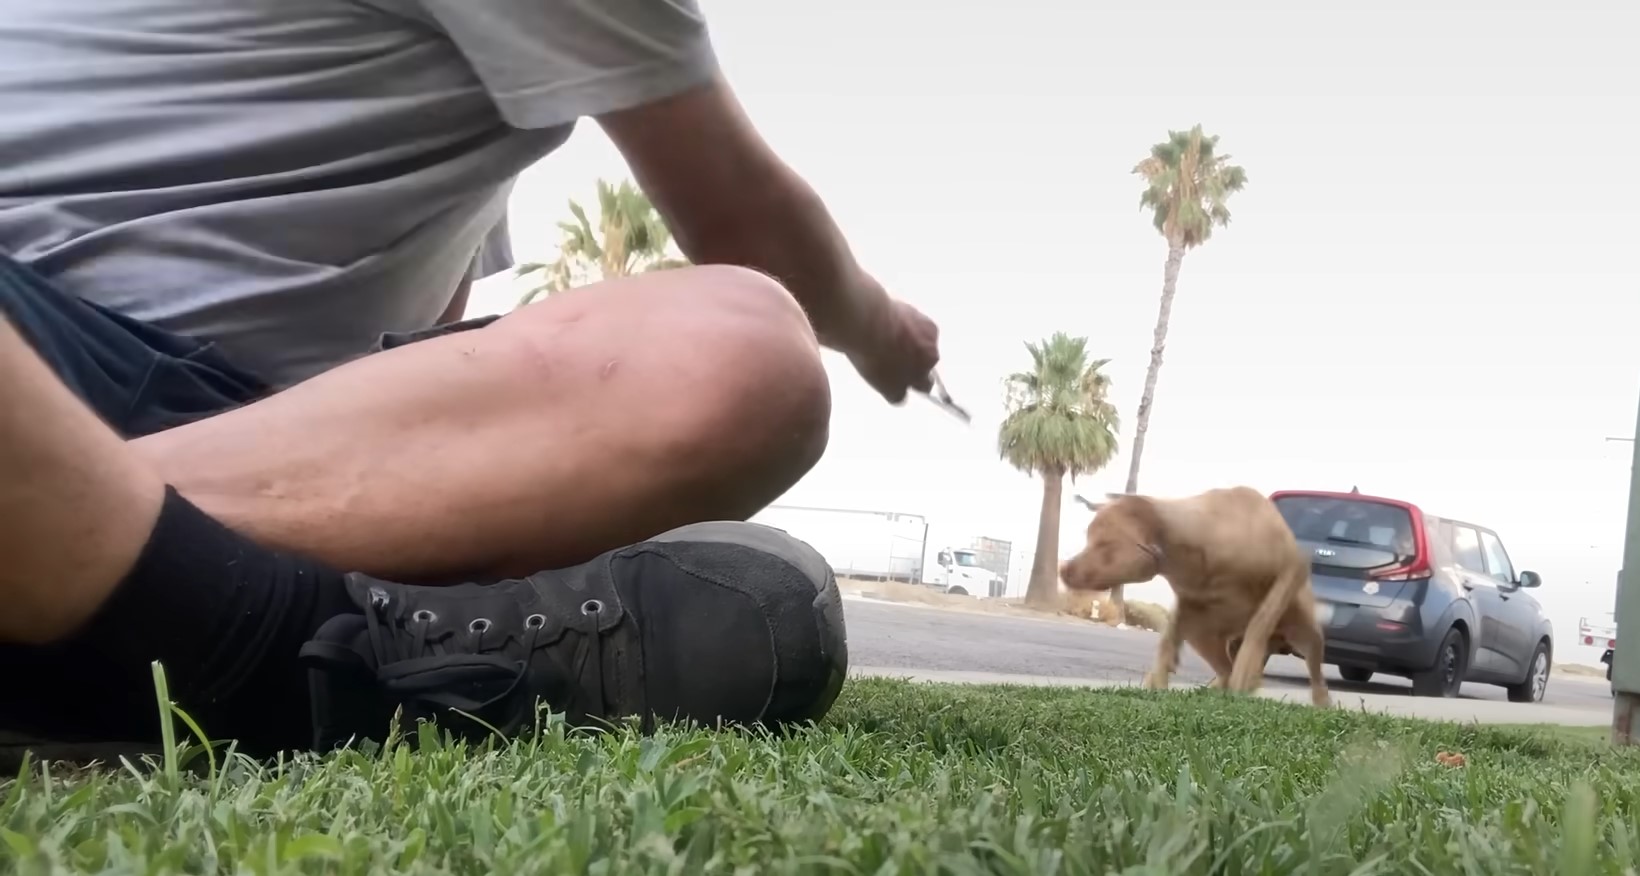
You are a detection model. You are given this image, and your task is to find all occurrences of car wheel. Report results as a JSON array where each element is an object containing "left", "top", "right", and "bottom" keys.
[
  {"left": 1411, "top": 627, "right": 1467, "bottom": 698},
  {"left": 1506, "top": 641, "right": 1551, "bottom": 704},
  {"left": 1339, "top": 666, "right": 1374, "bottom": 684},
  {"left": 947, "top": 586, "right": 968, "bottom": 597}
]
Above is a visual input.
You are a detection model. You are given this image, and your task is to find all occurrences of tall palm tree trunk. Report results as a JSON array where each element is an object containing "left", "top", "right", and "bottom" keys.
[
  {"left": 1025, "top": 468, "right": 1065, "bottom": 608},
  {"left": 1125, "top": 242, "right": 1186, "bottom": 494},
  {"left": 1114, "top": 241, "right": 1186, "bottom": 621}
]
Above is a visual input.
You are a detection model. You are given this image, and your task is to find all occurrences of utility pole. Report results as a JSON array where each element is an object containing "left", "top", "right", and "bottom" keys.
[{"left": 1610, "top": 399, "right": 1640, "bottom": 745}]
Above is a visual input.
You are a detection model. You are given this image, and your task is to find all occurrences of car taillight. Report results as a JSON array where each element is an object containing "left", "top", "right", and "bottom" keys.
[
  {"left": 1372, "top": 555, "right": 1432, "bottom": 582},
  {"left": 1371, "top": 519, "right": 1432, "bottom": 582}
]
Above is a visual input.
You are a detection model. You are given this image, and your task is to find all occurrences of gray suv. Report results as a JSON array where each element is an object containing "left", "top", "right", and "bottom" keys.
[{"left": 1271, "top": 490, "right": 1553, "bottom": 702}]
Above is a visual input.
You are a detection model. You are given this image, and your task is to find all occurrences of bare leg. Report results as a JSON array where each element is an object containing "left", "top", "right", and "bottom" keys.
[
  {"left": 133, "top": 266, "right": 832, "bottom": 581},
  {"left": 1280, "top": 611, "right": 1333, "bottom": 707},
  {"left": 0, "top": 317, "right": 164, "bottom": 643}
]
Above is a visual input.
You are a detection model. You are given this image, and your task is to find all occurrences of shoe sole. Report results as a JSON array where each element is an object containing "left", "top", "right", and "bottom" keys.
[{"left": 650, "top": 521, "right": 849, "bottom": 724}]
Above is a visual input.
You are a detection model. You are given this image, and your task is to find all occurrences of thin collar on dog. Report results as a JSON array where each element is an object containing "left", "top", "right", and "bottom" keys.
[{"left": 1136, "top": 542, "right": 1165, "bottom": 566}]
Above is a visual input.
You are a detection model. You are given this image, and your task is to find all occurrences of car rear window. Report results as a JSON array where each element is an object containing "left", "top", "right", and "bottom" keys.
[{"left": 1273, "top": 495, "right": 1417, "bottom": 557}]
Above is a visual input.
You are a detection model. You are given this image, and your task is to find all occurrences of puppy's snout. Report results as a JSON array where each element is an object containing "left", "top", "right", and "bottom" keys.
[{"left": 1059, "top": 558, "right": 1079, "bottom": 587}]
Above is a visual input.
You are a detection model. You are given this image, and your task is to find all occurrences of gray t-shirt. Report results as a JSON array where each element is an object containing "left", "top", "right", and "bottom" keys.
[{"left": 0, "top": 0, "right": 717, "bottom": 388}]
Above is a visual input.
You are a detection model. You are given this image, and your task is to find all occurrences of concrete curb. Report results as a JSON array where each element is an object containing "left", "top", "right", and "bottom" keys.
[{"left": 850, "top": 665, "right": 1611, "bottom": 727}]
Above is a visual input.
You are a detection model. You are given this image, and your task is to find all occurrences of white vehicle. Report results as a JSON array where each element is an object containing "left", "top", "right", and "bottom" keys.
[
  {"left": 1582, "top": 569, "right": 1624, "bottom": 682},
  {"left": 1581, "top": 611, "right": 1618, "bottom": 681},
  {"left": 929, "top": 547, "right": 1001, "bottom": 598},
  {"left": 749, "top": 504, "right": 926, "bottom": 583}
]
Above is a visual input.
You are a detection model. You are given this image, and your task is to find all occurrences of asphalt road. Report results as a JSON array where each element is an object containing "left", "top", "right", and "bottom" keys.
[{"left": 843, "top": 596, "right": 1614, "bottom": 714}]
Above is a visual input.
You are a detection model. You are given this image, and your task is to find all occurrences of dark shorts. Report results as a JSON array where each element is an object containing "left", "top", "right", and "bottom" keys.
[
  {"left": 0, "top": 253, "right": 499, "bottom": 437},
  {"left": 0, "top": 251, "right": 504, "bottom": 766}
]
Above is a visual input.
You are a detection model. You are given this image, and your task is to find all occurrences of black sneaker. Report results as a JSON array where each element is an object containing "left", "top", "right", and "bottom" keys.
[{"left": 298, "top": 521, "right": 847, "bottom": 748}]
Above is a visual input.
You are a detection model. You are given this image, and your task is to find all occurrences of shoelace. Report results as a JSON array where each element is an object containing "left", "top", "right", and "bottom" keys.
[{"left": 360, "top": 597, "right": 610, "bottom": 736}]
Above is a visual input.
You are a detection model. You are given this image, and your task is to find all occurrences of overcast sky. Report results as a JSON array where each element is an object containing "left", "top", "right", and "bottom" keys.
[{"left": 470, "top": 0, "right": 1640, "bottom": 663}]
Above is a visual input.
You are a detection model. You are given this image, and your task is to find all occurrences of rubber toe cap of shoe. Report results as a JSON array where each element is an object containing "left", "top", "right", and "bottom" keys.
[{"left": 642, "top": 521, "right": 849, "bottom": 727}]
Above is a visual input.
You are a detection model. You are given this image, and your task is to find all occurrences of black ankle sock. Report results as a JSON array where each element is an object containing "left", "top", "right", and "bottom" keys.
[{"left": 0, "top": 487, "right": 356, "bottom": 755}]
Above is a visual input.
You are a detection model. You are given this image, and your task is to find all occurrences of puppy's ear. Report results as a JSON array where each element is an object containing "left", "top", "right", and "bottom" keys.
[{"left": 1114, "top": 494, "right": 1165, "bottom": 542}]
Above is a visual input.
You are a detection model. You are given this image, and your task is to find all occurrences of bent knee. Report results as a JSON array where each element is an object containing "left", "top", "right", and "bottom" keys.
[
  {"left": 638, "top": 268, "right": 831, "bottom": 503},
  {"left": 658, "top": 263, "right": 826, "bottom": 393},
  {"left": 684, "top": 264, "right": 816, "bottom": 336},
  {"left": 491, "top": 264, "right": 830, "bottom": 482},
  {"left": 681, "top": 268, "right": 831, "bottom": 472}
]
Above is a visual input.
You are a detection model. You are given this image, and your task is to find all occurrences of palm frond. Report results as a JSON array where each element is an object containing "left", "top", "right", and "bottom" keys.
[
  {"left": 1132, "top": 124, "right": 1248, "bottom": 249},
  {"left": 514, "top": 177, "right": 692, "bottom": 311},
  {"left": 996, "top": 332, "right": 1121, "bottom": 480},
  {"left": 643, "top": 257, "right": 690, "bottom": 274}
]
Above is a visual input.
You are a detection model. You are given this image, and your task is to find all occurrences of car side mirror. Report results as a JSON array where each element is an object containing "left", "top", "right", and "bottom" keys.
[{"left": 1518, "top": 570, "right": 1542, "bottom": 589}]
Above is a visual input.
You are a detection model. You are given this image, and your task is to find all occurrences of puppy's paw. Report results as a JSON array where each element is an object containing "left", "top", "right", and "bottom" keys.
[
  {"left": 1207, "top": 675, "right": 1228, "bottom": 690},
  {"left": 1311, "top": 690, "right": 1333, "bottom": 708},
  {"left": 1142, "top": 671, "right": 1168, "bottom": 691},
  {"left": 1227, "top": 668, "right": 1263, "bottom": 693}
]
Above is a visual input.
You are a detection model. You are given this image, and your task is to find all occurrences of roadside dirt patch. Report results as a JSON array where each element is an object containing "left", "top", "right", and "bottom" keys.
[
  {"left": 1056, "top": 590, "right": 1170, "bottom": 631},
  {"left": 838, "top": 578, "right": 1172, "bottom": 631},
  {"left": 1556, "top": 662, "right": 1607, "bottom": 679},
  {"left": 838, "top": 578, "right": 1053, "bottom": 619},
  {"left": 838, "top": 578, "right": 1080, "bottom": 622}
]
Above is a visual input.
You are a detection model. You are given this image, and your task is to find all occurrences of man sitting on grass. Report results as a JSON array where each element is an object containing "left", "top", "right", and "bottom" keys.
[{"left": 0, "top": 0, "right": 940, "bottom": 758}]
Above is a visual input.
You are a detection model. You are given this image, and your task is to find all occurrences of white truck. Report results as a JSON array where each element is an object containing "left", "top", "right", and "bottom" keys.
[
  {"left": 1583, "top": 569, "right": 1625, "bottom": 681},
  {"left": 927, "top": 547, "right": 1002, "bottom": 599},
  {"left": 1581, "top": 612, "right": 1618, "bottom": 681},
  {"left": 748, "top": 504, "right": 927, "bottom": 583}
]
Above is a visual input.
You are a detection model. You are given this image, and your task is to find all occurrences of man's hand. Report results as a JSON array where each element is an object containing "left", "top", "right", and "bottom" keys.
[
  {"left": 832, "top": 274, "right": 941, "bottom": 404},
  {"left": 596, "top": 76, "right": 941, "bottom": 403}
]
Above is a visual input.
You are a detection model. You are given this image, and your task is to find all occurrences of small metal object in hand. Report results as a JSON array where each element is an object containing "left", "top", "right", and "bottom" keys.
[{"left": 920, "top": 369, "right": 971, "bottom": 424}]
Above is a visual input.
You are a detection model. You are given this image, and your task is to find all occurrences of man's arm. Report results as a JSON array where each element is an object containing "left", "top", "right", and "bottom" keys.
[
  {"left": 402, "top": 0, "right": 935, "bottom": 399},
  {"left": 405, "top": 0, "right": 884, "bottom": 354},
  {"left": 595, "top": 76, "right": 882, "bottom": 355}
]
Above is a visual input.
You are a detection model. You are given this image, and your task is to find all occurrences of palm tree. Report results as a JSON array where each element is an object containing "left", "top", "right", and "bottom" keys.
[
  {"left": 998, "top": 333, "right": 1121, "bottom": 609},
  {"left": 515, "top": 177, "right": 689, "bottom": 307},
  {"left": 1125, "top": 125, "right": 1247, "bottom": 495}
]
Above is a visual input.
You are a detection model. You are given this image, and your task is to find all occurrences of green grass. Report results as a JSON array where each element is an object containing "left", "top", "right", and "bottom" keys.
[
  {"left": 5, "top": 677, "right": 1640, "bottom": 874},
  {"left": 1490, "top": 722, "right": 1614, "bottom": 748}
]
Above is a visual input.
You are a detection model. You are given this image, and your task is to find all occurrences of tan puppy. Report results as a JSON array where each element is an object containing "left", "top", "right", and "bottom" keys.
[{"left": 1062, "top": 487, "right": 1330, "bottom": 706}]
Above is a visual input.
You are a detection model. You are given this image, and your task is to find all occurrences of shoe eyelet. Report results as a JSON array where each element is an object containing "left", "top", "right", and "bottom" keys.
[
  {"left": 369, "top": 587, "right": 390, "bottom": 609},
  {"left": 469, "top": 618, "right": 491, "bottom": 634},
  {"left": 525, "top": 614, "right": 547, "bottom": 629},
  {"left": 580, "top": 599, "right": 604, "bottom": 616},
  {"left": 412, "top": 609, "right": 437, "bottom": 623}
]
